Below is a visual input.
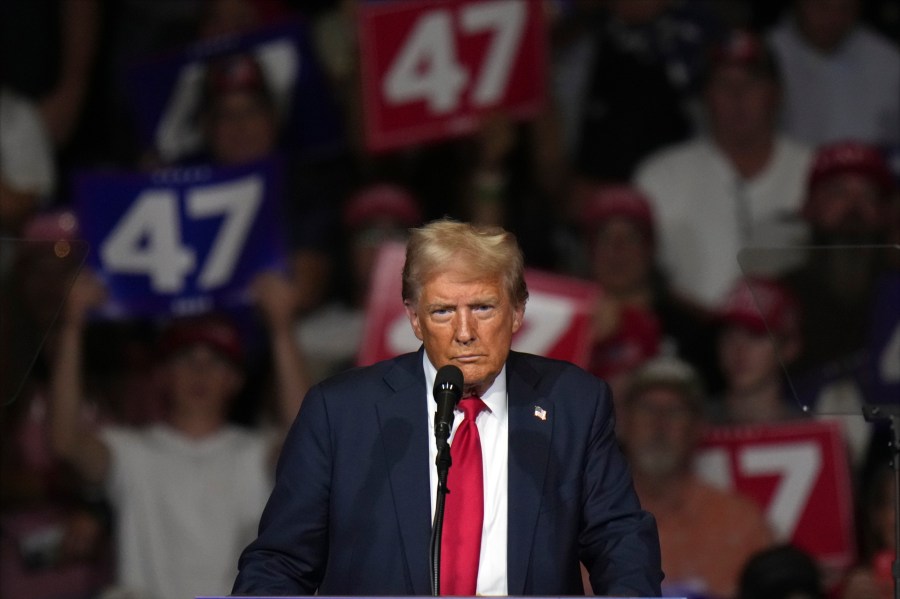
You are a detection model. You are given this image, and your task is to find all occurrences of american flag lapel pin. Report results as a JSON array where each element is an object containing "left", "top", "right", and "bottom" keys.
[{"left": 534, "top": 405, "right": 547, "bottom": 421}]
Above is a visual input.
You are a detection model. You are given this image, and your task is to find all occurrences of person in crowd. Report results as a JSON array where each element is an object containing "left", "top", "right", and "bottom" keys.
[
  {"left": 839, "top": 462, "right": 894, "bottom": 599},
  {"left": 48, "top": 268, "right": 309, "bottom": 599},
  {"left": 737, "top": 544, "right": 825, "bottom": 599},
  {"left": 767, "top": 0, "right": 900, "bottom": 147},
  {"left": 552, "top": 0, "right": 724, "bottom": 181},
  {"left": 619, "top": 355, "right": 774, "bottom": 599},
  {"left": 781, "top": 140, "right": 897, "bottom": 378},
  {"left": 779, "top": 140, "right": 898, "bottom": 468},
  {"left": 233, "top": 219, "right": 662, "bottom": 595},
  {"left": 712, "top": 275, "right": 805, "bottom": 424},
  {"left": 578, "top": 184, "right": 722, "bottom": 401},
  {"left": 634, "top": 28, "right": 813, "bottom": 309},
  {"left": 191, "top": 50, "right": 346, "bottom": 315},
  {"left": 295, "top": 182, "right": 424, "bottom": 383}
]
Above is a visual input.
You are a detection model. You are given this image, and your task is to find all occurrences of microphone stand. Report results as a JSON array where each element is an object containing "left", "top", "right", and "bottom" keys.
[
  {"left": 863, "top": 403, "right": 900, "bottom": 599},
  {"left": 430, "top": 442, "right": 452, "bottom": 596},
  {"left": 430, "top": 365, "right": 462, "bottom": 596}
]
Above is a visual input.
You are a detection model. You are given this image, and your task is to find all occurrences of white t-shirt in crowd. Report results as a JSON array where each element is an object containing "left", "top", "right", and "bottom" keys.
[
  {"left": 101, "top": 424, "right": 273, "bottom": 599},
  {"left": 768, "top": 19, "right": 900, "bottom": 146},
  {"left": 635, "top": 136, "right": 813, "bottom": 308}
]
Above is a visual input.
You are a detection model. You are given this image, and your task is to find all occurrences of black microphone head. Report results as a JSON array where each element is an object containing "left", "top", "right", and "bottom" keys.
[{"left": 433, "top": 364, "right": 464, "bottom": 402}]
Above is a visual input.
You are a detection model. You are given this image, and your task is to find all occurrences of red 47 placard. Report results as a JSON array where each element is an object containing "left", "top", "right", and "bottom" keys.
[
  {"left": 357, "top": 0, "right": 547, "bottom": 153},
  {"left": 695, "top": 420, "right": 855, "bottom": 573},
  {"left": 357, "top": 242, "right": 600, "bottom": 367}
]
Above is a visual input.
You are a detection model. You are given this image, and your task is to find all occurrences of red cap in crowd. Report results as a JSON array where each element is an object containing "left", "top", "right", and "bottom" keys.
[
  {"left": 342, "top": 184, "right": 423, "bottom": 231},
  {"left": 580, "top": 184, "right": 656, "bottom": 242},
  {"left": 806, "top": 140, "right": 895, "bottom": 198},
  {"left": 204, "top": 52, "right": 270, "bottom": 100},
  {"left": 718, "top": 276, "right": 800, "bottom": 337},
  {"left": 708, "top": 28, "right": 779, "bottom": 81},
  {"left": 157, "top": 312, "right": 244, "bottom": 367}
]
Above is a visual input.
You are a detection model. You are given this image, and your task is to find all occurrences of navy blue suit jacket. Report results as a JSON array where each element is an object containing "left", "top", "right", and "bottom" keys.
[{"left": 233, "top": 349, "right": 662, "bottom": 596}]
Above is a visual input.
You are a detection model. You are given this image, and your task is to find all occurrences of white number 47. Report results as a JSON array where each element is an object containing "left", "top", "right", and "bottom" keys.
[
  {"left": 100, "top": 175, "right": 263, "bottom": 293},
  {"left": 383, "top": 0, "right": 527, "bottom": 114}
]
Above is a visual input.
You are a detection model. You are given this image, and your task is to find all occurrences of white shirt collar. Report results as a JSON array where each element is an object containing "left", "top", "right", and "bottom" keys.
[{"left": 421, "top": 352, "right": 508, "bottom": 421}]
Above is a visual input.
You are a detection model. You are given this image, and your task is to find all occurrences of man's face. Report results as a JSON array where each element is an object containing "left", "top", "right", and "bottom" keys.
[
  {"left": 590, "top": 217, "right": 653, "bottom": 296},
  {"left": 718, "top": 326, "right": 783, "bottom": 394},
  {"left": 796, "top": 0, "right": 860, "bottom": 53},
  {"left": 807, "top": 173, "right": 885, "bottom": 239},
  {"left": 405, "top": 260, "right": 524, "bottom": 395},
  {"left": 164, "top": 344, "right": 242, "bottom": 417},
  {"left": 208, "top": 91, "right": 277, "bottom": 165},
  {"left": 621, "top": 387, "right": 699, "bottom": 479},
  {"left": 705, "top": 65, "right": 778, "bottom": 145}
]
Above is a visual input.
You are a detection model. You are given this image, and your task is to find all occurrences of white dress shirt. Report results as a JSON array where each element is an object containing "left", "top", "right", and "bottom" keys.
[{"left": 424, "top": 354, "right": 509, "bottom": 595}]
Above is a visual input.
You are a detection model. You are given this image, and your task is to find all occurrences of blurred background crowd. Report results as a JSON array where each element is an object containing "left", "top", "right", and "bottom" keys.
[{"left": 0, "top": 0, "right": 898, "bottom": 598}]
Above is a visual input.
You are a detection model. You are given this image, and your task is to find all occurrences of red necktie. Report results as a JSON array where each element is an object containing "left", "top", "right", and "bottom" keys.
[{"left": 441, "top": 396, "right": 487, "bottom": 596}]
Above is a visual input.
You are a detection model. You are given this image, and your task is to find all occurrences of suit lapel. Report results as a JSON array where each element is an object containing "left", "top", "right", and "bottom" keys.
[
  {"left": 374, "top": 352, "right": 432, "bottom": 595},
  {"left": 506, "top": 353, "right": 553, "bottom": 595}
]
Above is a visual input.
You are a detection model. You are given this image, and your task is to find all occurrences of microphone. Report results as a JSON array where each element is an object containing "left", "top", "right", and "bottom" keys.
[{"left": 433, "top": 365, "right": 463, "bottom": 451}]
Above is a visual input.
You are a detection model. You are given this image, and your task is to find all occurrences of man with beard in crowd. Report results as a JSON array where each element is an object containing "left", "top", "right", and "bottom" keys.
[
  {"left": 781, "top": 140, "right": 897, "bottom": 378},
  {"left": 619, "top": 356, "right": 773, "bottom": 599}
]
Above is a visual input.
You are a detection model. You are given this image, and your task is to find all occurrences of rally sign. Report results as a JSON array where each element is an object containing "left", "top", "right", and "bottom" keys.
[
  {"left": 357, "top": 242, "right": 600, "bottom": 367},
  {"left": 695, "top": 420, "right": 855, "bottom": 571},
  {"left": 125, "top": 19, "right": 342, "bottom": 162},
  {"left": 74, "top": 159, "right": 288, "bottom": 318},
  {"left": 358, "top": 0, "right": 546, "bottom": 152}
]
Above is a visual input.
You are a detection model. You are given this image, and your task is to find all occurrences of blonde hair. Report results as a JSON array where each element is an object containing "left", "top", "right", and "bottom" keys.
[{"left": 402, "top": 219, "right": 528, "bottom": 307}]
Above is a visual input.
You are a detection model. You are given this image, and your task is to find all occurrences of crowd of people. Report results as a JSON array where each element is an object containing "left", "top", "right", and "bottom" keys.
[{"left": 1, "top": 0, "right": 898, "bottom": 598}]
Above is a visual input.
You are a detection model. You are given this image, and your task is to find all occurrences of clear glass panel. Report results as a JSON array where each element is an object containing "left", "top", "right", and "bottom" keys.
[
  {"left": 738, "top": 245, "right": 899, "bottom": 416},
  {"left": 1, "top": 239, "right": 88, "bottom": 406}
]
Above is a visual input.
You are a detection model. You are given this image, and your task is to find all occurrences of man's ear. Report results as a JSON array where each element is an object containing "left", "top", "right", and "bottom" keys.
[
  {"left": 404, "top": 301, "right": 424, "bottom": 341},
  {"left": 511, "top": 304, "right": 525, "bottom": 334}
]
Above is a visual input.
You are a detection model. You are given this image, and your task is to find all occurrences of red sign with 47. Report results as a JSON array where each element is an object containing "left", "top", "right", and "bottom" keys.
[{"left": 357, "top": 0, "right": 547, "bottom": 152}]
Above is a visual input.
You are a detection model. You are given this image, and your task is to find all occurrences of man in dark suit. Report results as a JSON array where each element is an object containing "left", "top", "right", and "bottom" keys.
[{"left": 233, "top": 219, "right": 662, "bottom": 596}]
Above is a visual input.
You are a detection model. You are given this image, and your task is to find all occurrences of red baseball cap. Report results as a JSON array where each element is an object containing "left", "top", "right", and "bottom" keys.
[
  {"left": 343, "top": 184, "right": 423, "bottom": 231},
  {"left": 718, "top": 276, "right": 800, "bottom": 336},
  {"left": 204, "top": 52, "right": 270, "bottom": 100},
  {"left": 580, "top": 184, "right": 656, "bottom": 241},
  {"left": 158, "top": 312, "right": 244, "bottom": 366},
  {"left": 707, "top": 29, "right": 779, "bottom": 81},
  {"left": 807, "top": 140, "right": 895, "bottom": 198}
]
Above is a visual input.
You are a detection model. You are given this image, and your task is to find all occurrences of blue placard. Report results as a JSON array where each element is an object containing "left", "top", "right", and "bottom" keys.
[
  {"left": 125, "top": 18, "right": 343, "bottom": 162},
  {"left": 74, "top": 158, "right": 288, "bottom": 318}
]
